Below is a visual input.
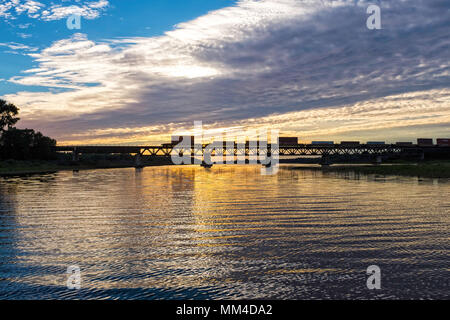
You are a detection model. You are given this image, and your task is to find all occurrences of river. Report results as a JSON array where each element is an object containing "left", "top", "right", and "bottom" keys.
[{"left": 0, "top": 165, "right": 448, "bottom": 299}]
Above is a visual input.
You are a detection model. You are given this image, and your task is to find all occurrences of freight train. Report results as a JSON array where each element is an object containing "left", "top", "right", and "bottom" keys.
[
  {"left": 307, "top": 138, "right": 450, "bottom": 147},
  {"left": 165, "top": 136, "right": 450, "bottom": 147}
]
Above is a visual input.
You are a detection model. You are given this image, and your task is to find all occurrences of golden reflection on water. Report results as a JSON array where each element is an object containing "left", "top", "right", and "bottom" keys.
[{"left": 0, "top": 165, "right": 449, "bottom": 299}]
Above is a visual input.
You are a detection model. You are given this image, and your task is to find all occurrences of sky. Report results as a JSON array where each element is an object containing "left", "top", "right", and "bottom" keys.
[{"left": 0, "top": 0, "right": 449, "bottom": 145}]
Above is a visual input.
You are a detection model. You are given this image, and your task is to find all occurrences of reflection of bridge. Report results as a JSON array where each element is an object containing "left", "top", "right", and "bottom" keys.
[{"left": 55, "top": 144, "right": 429, "bottom": 167}]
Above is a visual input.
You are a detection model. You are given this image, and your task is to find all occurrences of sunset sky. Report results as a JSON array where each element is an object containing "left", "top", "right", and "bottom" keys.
[{"left": 0, "top": 0, "right": 449, "bottom": 145}]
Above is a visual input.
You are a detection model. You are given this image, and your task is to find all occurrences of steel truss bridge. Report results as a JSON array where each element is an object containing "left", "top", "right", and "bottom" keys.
[{"left": 56, "top": 144, "right": 420, "bottom": 158}]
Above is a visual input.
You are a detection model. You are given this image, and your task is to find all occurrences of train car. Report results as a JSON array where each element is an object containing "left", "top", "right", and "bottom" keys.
[
  {"left": 340, "top": 141, "right": 360, "bottom": 146},
  {"left": 162, "top": 143, "right": 174, "bottom": 147},
  {"left": 171, "top": 135, "right": 195, "bottom": 145},
  {"left": 436, "top": 138, "right": 450, "bottom": 146},
  {"left": 367, "top": 141, "right": 386, "bottom": 145},
  {"left": 245, "top": 141, "right": 268, "bottom": 146},
  {"left": 396, "top": 142, "right": 413, "bottom": 146},
  {"left": 311, "top": 141, "right": 334, "bottom": 145},
  {"left": 279, "top": 137, "right": 298, "bottom": 145},
  {"left": 213, "top": 141, "right": 239, "bottom": 148},
  {"left": 417, "top": 138, "right": 433, "bottom": 146}
]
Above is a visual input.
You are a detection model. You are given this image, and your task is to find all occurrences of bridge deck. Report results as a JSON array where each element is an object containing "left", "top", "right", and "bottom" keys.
[{"left": 54, "top": 144, "right": 438, "bottom": 157}]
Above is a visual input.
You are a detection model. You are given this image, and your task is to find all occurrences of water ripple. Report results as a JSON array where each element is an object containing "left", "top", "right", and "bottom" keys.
[{"left": 0, "top": 166, "right": 448, "bottom": 299}]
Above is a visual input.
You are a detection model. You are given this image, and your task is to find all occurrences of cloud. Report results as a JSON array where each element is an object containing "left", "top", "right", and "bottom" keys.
[
  {"left": 0, "top": 0, "right": 109, "bottom": 20},
  {"left": 3, "top": 0, "right": 450, "bottom": 143},
  {"left": 0, "top": 41, "right": 38, "bottom": 52},
  {"left": 17, "top": 32, "right": 32, "bottom": 38},
  {"left": 29, "top": 88, "right": 449, "bottom": 145},
  {"left": 14, "top": 0, "right": 44, "bottom": 19},
  {"left": 40, "top": 0, "right": 109, "bottom": 21},
  {"left": 18, "top": 22, "right": 32, "bottom": 28}
]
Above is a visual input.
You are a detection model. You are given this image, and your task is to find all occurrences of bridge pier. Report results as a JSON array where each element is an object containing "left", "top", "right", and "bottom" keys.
[
  {"left": 201, "top": 149, "right": 213, "bottom": 168},
  {"left": 134, "top": 153, "right": 143, "bottom": 168},
  {"left": 71, "top": 148, "right": 79, "bottom": 162},
  {"left": 319, "top": 155, "right": 332, "bottom": 167},
  {"left": 373, "top": 155, "right": 383, "bottom": 165},
  {"left": 419, "top": 152, "right": 425, "bottom": 161},
  {"left": 201, "top": 161, "right": 213, "bottom": 168}
]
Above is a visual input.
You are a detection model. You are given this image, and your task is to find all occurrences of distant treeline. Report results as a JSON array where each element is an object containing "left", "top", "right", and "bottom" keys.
[{"left": 0, "top": 99, "right": 57, "bottom": 160}]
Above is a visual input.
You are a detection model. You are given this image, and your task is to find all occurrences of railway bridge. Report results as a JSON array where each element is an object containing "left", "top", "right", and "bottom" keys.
[{"left": 55, "top": 143, "right": 427, "bottom": 167}]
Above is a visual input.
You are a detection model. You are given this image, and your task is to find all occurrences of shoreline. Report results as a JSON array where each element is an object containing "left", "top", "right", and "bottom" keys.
[
  {"left": 0, "top": 160, "right": 174, "bottom": 177},
  {"left": 288, "top": 161, "right": 450, "bottom": 178},
  {"left": 1, "top": 160, "right": 450, "bottom": 178}
]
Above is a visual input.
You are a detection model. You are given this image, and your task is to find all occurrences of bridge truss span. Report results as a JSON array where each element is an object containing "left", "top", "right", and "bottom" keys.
[{"left": 56, "top": 144, "right": 406, "bottom": 157}]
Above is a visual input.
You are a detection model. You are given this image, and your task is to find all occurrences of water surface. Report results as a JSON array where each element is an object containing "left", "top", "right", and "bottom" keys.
[{"left": 0, "top": 165, "right": 448, "bottom": 299}]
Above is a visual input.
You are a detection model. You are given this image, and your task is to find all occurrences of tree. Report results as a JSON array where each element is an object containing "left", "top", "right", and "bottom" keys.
[
  {"left": 0, "top": 99, "right": 57, "bottom": 160},
  {"left": 0, "top": 99, "right": 20, "bottom": 132},
  {"left": 0, "top": 128, "right": 57, "bottom": 160}
]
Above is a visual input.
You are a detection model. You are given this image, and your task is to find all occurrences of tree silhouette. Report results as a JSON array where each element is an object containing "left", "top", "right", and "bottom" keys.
[
  {"left": 1, "top": 128, "right": 57, "bottom": 160},
  {"left": 0, "top": 99, "right": 57, "bottom": 160},
  {"left": 0, "top": 99, "right": 20, "bottom": 132}
]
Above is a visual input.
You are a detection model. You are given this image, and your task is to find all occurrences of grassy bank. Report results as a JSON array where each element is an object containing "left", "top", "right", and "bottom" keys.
[
  {"left": 0, "top": 160, "right": 128, "bottom": 176},
  {"left": 290, "top": 161, "right": 450, "bottom": 178},
  {"left": 0, "top": 160, "right": 61, "bottom": 175},
  {"left": 0, "top": 158, "right": 174, "bottom": 176}
]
